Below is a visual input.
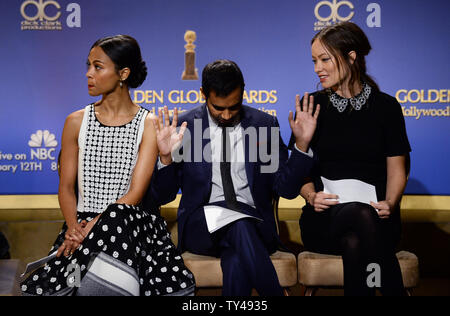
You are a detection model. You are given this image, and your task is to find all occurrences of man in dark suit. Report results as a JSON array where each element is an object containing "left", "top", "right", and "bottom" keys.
[{"left": 146, "top": 60, "right": 320, "bottom": 296}]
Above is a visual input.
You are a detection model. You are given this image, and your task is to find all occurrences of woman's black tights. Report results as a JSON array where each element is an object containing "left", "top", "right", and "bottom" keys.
[{"left": 330, "top": 202, "right": 406, "bottom": 296}]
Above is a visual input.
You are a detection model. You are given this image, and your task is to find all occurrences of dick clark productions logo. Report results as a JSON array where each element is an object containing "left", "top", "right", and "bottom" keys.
[
  {"left": 20, "top": 0, "right": 81, "bottom": 30},
  {"left": 315, "top": 0, "right": 355, "bottom": 23},
  {"left": 313, "top": 0, "right": 381, "bottom": 30}
]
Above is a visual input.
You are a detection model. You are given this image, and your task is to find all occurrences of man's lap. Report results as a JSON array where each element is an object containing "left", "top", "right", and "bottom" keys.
[{"left": 182, "top": 209, "right": 276, "bottom": 258}]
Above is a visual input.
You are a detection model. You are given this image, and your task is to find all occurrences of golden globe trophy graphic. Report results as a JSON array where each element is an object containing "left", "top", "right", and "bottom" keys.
[{"left": 182, "top": 30, "right": 199, "bottom": 80}]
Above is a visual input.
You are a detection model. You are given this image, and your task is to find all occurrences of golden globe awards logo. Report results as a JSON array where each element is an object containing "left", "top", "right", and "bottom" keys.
[{"left": 20, "top": 0, "right": 81, "bottom": 31}]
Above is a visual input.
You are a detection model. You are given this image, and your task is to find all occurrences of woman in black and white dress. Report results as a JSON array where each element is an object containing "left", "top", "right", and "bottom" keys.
[{"left": 21, "top": 35, "right": 195, "bottom": 296}]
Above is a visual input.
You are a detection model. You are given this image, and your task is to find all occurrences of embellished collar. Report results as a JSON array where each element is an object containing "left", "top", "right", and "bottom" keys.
[{"left": 327, "top": 83, "right": 372, "bottom": 113}]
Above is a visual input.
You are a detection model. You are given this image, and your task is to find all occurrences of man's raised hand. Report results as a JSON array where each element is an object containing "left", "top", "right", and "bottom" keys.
[{"left": 153, "top": 106, "right": 187, "bottom": 165}]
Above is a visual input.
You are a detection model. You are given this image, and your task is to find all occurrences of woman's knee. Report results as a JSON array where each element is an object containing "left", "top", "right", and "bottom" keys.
[
  {"left": 340, "top": 232, "right": 361, "bottom": 254},
  {"left": 344, "top": 202, "right": 379, "bottom": 225},
  {"left": 96, "top": 204, "right": 140, "bottom": 236}
]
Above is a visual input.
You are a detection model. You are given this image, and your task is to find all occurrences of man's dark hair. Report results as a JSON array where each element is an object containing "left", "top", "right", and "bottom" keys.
[{"left": 201, "top": 59, "right": 245, "bottom": 100}]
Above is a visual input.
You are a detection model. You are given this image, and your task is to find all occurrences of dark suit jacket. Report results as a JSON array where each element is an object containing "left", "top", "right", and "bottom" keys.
[{"left": 144, "top": 104, "right": 314, "bottom": 251}]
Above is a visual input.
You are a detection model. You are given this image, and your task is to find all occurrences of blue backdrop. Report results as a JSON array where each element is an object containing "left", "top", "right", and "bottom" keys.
[{"left": 0, "top": 0, "right": 449, "bottom": 195}]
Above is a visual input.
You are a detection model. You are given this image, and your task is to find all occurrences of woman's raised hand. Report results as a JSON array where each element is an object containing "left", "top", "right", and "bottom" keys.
[{"left": 288, "top": 93, "right": 320, "bottom": 152}]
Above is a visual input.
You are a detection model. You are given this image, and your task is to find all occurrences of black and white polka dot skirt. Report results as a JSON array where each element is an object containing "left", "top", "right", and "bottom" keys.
[{"left": 20, "top": 204, "right": 195, "bottom": 296}]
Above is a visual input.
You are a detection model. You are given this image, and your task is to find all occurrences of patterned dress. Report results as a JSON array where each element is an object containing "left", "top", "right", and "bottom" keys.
[{"left": 21, "top": 104, "right": 195, "bottom": 296}]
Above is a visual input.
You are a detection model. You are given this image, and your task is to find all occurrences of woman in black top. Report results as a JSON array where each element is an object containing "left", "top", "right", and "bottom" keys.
[{"left": 294, "top": 22, "right": 411, "bottom": 296}]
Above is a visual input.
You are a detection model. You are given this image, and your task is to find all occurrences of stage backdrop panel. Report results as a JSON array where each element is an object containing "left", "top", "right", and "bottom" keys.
[{"left": 0, "top": 0, "right": 448, "bottom": 195}]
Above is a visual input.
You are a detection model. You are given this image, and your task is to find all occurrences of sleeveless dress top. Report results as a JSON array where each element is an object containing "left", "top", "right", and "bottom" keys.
[
  {"left": 77, "top": 104, "right": 148, "bottom": 213},
  {"left": 21, "top": 104, "right": 196, "bottom": 296}
]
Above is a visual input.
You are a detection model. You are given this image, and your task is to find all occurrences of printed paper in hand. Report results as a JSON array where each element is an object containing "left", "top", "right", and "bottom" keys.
[
  {"left": 21, "top": 251, "right": 57, "bottom": 277},
  {"left": 321, "top": 176, "right": 378, "bottom": 209},
  {"left": 204, "top": 205, "right": 263, "bottom": 233}
]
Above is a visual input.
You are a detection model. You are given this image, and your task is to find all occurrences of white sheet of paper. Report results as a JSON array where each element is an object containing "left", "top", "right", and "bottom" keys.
[
  {"left": 204, "top": 205, "right": 262, "bottom": 233},
  {"left": 321, "top": 177, "right": 378, "bottom": 209},
  {"left": 21, "top": 251, "right": 57, "bottom": 277}
]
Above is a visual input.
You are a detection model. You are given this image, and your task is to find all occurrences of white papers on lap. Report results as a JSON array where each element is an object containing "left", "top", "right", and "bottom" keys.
[
  {"left": 321, "top": 176, "right": 378, "bottom": 209},
  {"left": 21, "top": 251, "right": 57, "bottom": 277},
  {"left": 204, "top": 205, "right": 263, "bottom": 233}
]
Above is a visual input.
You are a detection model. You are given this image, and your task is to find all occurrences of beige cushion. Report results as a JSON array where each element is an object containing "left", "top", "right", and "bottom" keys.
[
  {"left": 396, "top": 251, "right": 420, "bottom": 288},
  {"left": 182, "top": 251, "right": 297, "bottom": 288},
  {"left": 0, "top": 260, "right": 21, "bottom": 296},
  {"left": 298, "top": 251, "right": 419, "bottom": 288}
]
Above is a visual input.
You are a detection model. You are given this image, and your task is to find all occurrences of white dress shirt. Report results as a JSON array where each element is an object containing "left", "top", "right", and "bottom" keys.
[
  {"left": 157, "top": 108, "right": 313, "bottom": 228},
  {"left": 206, "top": 109, "right": 256, "bottom": 207}
]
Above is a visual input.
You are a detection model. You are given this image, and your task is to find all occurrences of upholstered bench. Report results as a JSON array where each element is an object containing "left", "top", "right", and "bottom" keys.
[
  {"left": 298, "top": 250, "right": 419, "bottom": 296},
  {"left": 0, "top": 260, "right": 21, "bottom": 296},
  {"left": 182, "top": 250, "right": 298, "bottom": 293}
]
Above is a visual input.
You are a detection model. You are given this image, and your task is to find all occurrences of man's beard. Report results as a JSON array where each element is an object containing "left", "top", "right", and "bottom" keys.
[{"left": 214, "top": 112, "right": 241, "bottom": 128}]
